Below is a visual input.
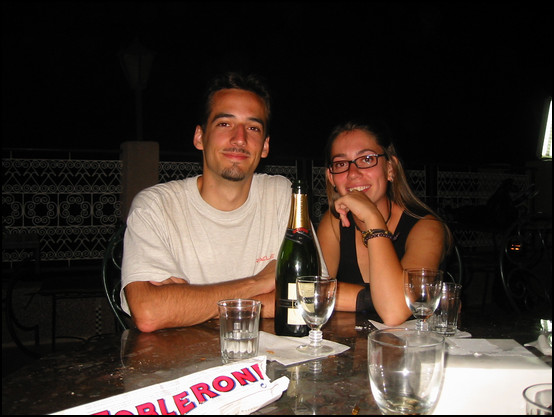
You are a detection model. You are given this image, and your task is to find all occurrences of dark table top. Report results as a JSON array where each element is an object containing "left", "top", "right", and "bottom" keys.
[{"left": 2, "top": 308, "right": 551, "bottom": 415}]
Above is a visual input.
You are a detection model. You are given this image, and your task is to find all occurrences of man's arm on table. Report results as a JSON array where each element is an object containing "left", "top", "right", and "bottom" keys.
[{"left": 125, "top": 261, "right": 276, "bottom": 332}]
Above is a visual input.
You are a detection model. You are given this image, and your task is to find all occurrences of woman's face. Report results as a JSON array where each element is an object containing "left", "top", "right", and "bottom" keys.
[{"left": 327, "top": 129, "right": 392, "bottom": 204}]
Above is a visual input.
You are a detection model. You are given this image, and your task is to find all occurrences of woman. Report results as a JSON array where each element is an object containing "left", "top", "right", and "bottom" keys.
[{"left": 317, "top": 121, "right": 452, "bottom": 326}]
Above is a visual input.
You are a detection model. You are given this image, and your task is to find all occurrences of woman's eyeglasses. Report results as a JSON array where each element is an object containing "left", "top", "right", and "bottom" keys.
[{"left": 328, "top": 154, "right": 386, "bottom": 174}]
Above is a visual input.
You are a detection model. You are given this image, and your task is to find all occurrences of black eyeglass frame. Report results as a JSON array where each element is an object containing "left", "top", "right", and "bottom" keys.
[{"left": 328, "top": 153, "right": 387, "bottom": 174}]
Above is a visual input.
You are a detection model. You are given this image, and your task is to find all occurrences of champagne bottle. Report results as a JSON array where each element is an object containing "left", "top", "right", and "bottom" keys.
[{"left": 274, "top": 179, "right": 321, "bottom": 336}]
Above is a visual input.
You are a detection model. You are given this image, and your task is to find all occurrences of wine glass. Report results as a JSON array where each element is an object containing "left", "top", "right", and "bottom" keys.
[
  {"left": 403, "top": 268, "right": 443, "bottom": 331},
  {"left": 295, "top": 275, "right": 337, "bottom": 355}
]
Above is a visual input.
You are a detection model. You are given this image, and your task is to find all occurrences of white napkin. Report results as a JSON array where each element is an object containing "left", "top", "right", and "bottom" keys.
[
  {"left": 524, "top": 334, "right": 553, "bottom": 356},
  {"left": 446, "top": 338, "right": 536, "bottom": 357},
  {"left": 369, "top": 319, "right": 472, "bottom": 338},
  {"left": 433, "top": 339, "right": 552, "bottom": 415},
  {"left": 258, "top": 331, "right": 350, "bottom": 366}
]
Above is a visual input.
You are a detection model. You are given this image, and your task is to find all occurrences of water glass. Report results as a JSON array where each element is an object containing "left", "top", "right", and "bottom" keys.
[
  {"left": 431, "top": 282, "right": 462, "bottom": 336},
  {"left": 296, "top": 275, "right": 337, "bottom": 355},
  {"left": 523, "top": 383, "right": 552, "bottom": 415},
  {"left": 541, "top": 319, "right": 552, "bottom": 349},
  {"left": 368, "top": 328, "right": 446, "bottom": 415},
  {"left": 217, "top": 299, "right": 261, "bottom": 364}
]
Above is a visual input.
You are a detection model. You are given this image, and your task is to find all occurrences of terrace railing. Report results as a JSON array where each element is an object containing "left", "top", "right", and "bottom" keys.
[{"left": 2, "top": 150, "right": 531, "bottom": 265}]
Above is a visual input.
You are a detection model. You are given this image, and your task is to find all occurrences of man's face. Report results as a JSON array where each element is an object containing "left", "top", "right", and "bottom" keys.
[{"left": 194, "top": 88, "right": 270, "bottom": 182}]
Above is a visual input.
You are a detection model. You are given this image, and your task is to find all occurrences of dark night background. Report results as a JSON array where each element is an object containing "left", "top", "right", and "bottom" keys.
[{"left": 2, "top": 1, "right": 552, "bottom": 167}]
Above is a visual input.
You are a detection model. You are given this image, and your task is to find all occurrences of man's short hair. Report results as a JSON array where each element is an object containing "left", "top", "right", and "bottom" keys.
[{"left": 200, "top": 72, "right": 271, "bottom": 136}]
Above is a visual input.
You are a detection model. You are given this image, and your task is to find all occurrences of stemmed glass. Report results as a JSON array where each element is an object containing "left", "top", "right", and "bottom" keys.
[
  {"left": 296, "top": 275, "right": 337, "bottom": 355},
  {"left": 403, "top": 268, "right": 443, "bottom": 331}
]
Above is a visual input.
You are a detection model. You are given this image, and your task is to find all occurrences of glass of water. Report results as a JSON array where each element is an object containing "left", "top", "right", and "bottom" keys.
[
  {"left": 296, "top": 276, "right": 337, "bottom": 355},
  {"left": 217, "top": 299, "right": 261, "bottom": 364}
]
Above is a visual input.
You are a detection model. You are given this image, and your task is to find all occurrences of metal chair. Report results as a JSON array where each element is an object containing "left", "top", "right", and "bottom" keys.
[
  {"left": 38, "top": 261, "right": 104, "bottom": 350},
  {"left": 102, "top": 222, "right": 131, "bottom": 331},
  {"left": 444, "top": 243, "right": 464, "bottom": 285},
  {"left": 3, "top": 230, "right": 43, "bottom": 357},
  {"left": 498, "top": 214, "right": 552, "bottom": 317},
  {"left": 5, "top": 263, "right": 42, "bottom": 358}
]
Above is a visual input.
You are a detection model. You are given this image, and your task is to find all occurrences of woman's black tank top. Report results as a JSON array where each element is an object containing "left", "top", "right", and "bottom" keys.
[{"left": 336, "top": 210, "right": 424, "bottom": 315}]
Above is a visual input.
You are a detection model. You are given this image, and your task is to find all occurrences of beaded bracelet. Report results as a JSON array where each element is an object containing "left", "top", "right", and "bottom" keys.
[{"left": 360, "top": 228, "right": 398, "bottom": 247}]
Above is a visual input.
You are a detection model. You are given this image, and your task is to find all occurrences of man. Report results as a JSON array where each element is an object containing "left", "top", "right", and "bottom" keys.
[{"left": 121, "top": 73, "right": 292, "bottom": 332}]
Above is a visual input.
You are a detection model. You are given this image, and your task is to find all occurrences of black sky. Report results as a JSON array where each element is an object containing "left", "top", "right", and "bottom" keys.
[{"left": 2, "top": 1, "right": 552, "bottom": 167}]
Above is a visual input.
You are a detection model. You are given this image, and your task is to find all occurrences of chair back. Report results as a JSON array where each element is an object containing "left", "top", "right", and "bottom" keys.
[
  {"left": 444, "top": 243, "right": 463, "bottom": 285},
  {"left": 102, "top": 222, "right": 131, "bottom": 331},
  {"left": 499, "top": 215, "right": 552, "bottom": 317}
]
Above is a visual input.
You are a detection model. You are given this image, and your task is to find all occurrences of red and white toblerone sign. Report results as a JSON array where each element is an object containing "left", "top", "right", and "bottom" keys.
[{"left": 53, "top": 356, "right": 288, "bottom": 415}]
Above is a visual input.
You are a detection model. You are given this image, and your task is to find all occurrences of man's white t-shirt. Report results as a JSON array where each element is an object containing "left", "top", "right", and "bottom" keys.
[{"left": 120, "top": 174, "right": 292, "bottom": 314}]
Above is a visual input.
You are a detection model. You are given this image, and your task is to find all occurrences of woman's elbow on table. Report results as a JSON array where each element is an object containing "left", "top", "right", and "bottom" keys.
[{"left": 380, "top": 310, "right": 413, "bottom": 327}]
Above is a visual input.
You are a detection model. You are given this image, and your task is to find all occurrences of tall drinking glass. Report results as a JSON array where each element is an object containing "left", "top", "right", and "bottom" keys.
[
  {"left": 368, "top": 328, "right": 446, "bottom": 415},
  {"left": 404, "top": 268, "right": 443, "bottom": 331}
]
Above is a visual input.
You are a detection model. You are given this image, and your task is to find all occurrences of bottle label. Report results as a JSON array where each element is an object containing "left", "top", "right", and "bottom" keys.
[
  {"left": 287, "top": 282, "right": 297, "bottom": 300},
  {"left": 282, "top": 283, "right": 305, "bottom": 325},
  {"left": 285, "top": 228, "right": 313, "bottom": 244},
  {"left": 287, "top": 306, "right": 306, "bottom": 325}
]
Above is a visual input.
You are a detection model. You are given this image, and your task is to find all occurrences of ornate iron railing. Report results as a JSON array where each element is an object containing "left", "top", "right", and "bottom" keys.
[
  {"left": 2, "top": 159, "right": 122, "bottom": 263},
  {"left": 2, "top": 153, "right": 531, "bottom": 264}
]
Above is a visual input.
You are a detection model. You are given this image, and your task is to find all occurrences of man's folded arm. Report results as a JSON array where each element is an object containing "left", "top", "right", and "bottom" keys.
[{"left": 125, "top": 261, "right": 277, "bottom": 332}]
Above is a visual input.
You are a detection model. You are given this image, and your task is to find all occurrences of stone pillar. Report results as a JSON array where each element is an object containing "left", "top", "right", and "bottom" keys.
[{"left": 120, "top": 141, "right": 159, "bottom": 221}]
